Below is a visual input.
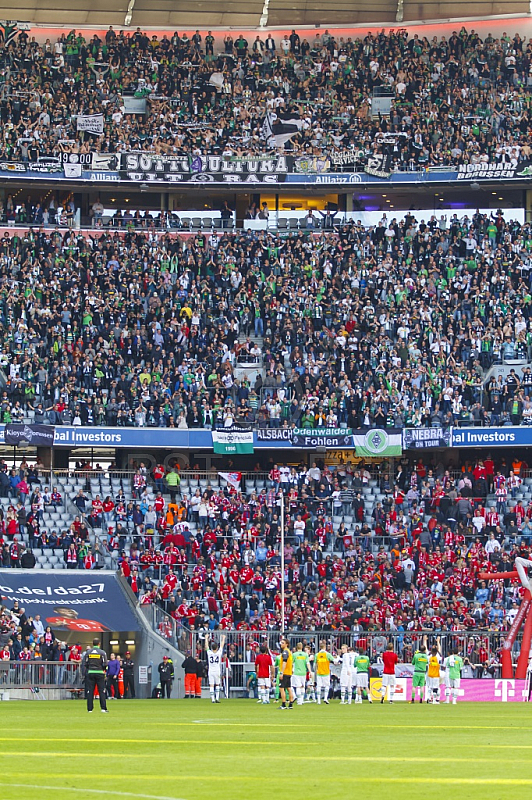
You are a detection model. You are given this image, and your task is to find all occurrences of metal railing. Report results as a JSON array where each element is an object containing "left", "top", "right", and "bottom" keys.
[
  {"left": 0, "top": 661, "right": 82, "bottom": 688},
  {"left": 140, "top": 604, "right": 190, "bottom": 654},
  {"left": 52, "top": 468, "right": 272, "bottom": 483},
  {"left": 187, "top": 628, "right": 517, "bottom": 662}
]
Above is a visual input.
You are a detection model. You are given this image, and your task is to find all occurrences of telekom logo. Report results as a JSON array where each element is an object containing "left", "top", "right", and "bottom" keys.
[{"left": 494, "top": 679, "right": 515, "bottom": 702}]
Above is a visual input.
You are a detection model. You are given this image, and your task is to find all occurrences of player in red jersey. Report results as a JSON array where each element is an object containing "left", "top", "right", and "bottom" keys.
[
  {"left": 255, "top": 643, "right": 274, "bottom": 704},
  {"left": 380, "top": 642, "right": 399, "bottom": 704}
]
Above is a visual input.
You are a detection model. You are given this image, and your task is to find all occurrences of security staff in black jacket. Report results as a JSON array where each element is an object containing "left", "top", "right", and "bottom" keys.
[
  {"left": 158, "top": 655, "right": 174, "bottom": 698},
  {"left": 122, "top": 650, "right": 136, "bottom": 698},
  {"left": 82, "top": 637, "right": 109, "bottom": 712}
]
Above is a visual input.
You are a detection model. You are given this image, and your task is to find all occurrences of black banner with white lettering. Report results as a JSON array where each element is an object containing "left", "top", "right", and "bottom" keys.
[
  {"left": 121, "top": 152, "right": 292, "bottom": 184},
  {"left": 364, "top": 153, "right": 392, "bottom": 179},
  {"left": 457, "top": 160, "right": 532, "bottom": 181},
  {"left": 292, "top": 428, "right": 353, "bottom": 448},
  {"left": 402, "top": 427, "right": 451, "bottom": 450},
  {"left": 4, "top": 424, "right": 55, "bottom": 446}
]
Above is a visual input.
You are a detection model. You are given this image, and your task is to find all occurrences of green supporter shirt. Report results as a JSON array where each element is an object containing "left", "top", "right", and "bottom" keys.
[
  {"left": 412, "top": 651, "right": 429, "bottom": 674},
  {"left": 444, "top": 654, "right": 463, "bottom": 680},
  {"left": 355, "top": 654, "right": 370, "bottom": 673},
  {"left": 292, "top": 651, "right": 310, "bottom": 676}
]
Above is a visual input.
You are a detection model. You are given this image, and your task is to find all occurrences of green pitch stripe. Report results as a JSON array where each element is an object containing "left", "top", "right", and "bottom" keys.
[
  {"left": 1, "top": 784, "right": 184, "bottom": 800},
  {"left": 1, "top": 752, "right": 531, "bottom": 765}
]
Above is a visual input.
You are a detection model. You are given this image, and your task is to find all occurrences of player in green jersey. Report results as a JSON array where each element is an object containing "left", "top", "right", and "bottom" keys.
[
  {"left": 410, "top": 644, "right": 429, "bottom": 703},
  {"left": 354, "top": 651, "right": 372, "bottom": 704},
  {"left": 443, "top": 648, "right": 467, "bottom": 705},
  {"left": 291, "top": 642, "right": 311, "bottom": 705}
]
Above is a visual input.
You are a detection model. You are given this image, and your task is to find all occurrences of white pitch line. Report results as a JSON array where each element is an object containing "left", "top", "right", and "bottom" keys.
[{"left": 1, "top": 783, "right": 185, "bottom": 800}]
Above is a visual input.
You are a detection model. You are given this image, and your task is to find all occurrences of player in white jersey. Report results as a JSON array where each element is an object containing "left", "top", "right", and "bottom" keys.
[
  {"left": 205, "top": 633, "right": 226, "bottom": 703},
  {"left": 339, "top": 644, "right": 355, "bottom": 704},
  {"left": 304, "top": 645, "right": 317, "bottom": 702}
]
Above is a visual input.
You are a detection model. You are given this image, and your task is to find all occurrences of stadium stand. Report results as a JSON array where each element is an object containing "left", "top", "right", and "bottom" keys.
[
  {"left": 0, "top": 22, "right": 532, "bottom": 669},
  {"left": 0, "top": 455, "right": 530, "bottom": 657},
  {"left": 0, "top": 212, "right": 531, "bottom": 430},
  {"left": 0, "top": 26, "right": 530, "bottom": 171}
]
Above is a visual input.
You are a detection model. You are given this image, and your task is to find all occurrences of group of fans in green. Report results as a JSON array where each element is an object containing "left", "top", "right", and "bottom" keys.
[{"left": 249, "top": 636, "right": 467, "bottom": 708}]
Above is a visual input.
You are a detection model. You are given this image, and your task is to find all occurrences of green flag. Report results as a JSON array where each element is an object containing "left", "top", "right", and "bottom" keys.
[{"left": 212, "top": 428, "right": 254, "bottom": 454}]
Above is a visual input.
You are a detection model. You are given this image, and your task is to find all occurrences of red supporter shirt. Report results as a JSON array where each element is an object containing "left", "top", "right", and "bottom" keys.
[
  {"left": 382, "top": 650, "right": 399, "bottom": 675},
  {"left": 255, "top": 653, "right": 272, "bottom": 678}
]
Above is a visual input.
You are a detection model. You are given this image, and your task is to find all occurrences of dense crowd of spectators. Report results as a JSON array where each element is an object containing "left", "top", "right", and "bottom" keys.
[
  {"left": 0, "top": 603, "right": 83, "bottom": 668},
  {"left": 0, "top": 467, "right": 108, "bottom": 571},
  {"left": 0, "top": 209, "right": 531, "bottom": 429},
  {"left": 109, "top": 455, "right": 532, "bottom": 653},
  {"left": 1, "top": 25, "right": 532, "bottom": 171},
  {"left": 0, "top": 452, "right": 530, "bottom": 675}
]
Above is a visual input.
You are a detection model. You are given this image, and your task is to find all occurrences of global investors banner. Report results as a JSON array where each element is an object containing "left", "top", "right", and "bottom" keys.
[
  {"left": 0, "top": 425, "right": 214, "bottom": 450},
  {"left": 451, "top": 426, "right": 530, "bottom": 448},
  {"left": 212, "top": 427, "right": 254, "bottom": 454},
  {"left": 292, "top": 428, "right": 353, "bottom": 447},
  {"left": 353, "top": 428, "right": 402, "bottom": 457},
  {"left": 0, "top": 570, "right": 140, "bottom": 631}
]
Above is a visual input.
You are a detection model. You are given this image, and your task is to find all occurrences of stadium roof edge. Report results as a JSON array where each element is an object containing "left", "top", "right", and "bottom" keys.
[{"left": 20, "top": 12, "right": 531, "bottom": 31}]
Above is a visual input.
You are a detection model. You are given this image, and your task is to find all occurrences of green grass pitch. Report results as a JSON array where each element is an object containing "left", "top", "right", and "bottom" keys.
[{"left": 0, "top": 699, "right": 531, "bottom": 800}]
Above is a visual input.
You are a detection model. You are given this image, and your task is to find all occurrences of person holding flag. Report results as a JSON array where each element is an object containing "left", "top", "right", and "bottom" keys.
[{"left": 219, "top": 472, "right": 242, "bottom": 492}]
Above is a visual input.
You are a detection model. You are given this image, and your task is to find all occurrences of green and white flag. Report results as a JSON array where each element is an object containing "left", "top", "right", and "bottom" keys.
[
  {"left": 212, "top": 428, "right": 254, "bottom": 455},
  {"left": 0, "top": 21, "right": 20, "bottom": 48},
  {"left": 353, "top": 429, "right": 402, "bottom": 457}
]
